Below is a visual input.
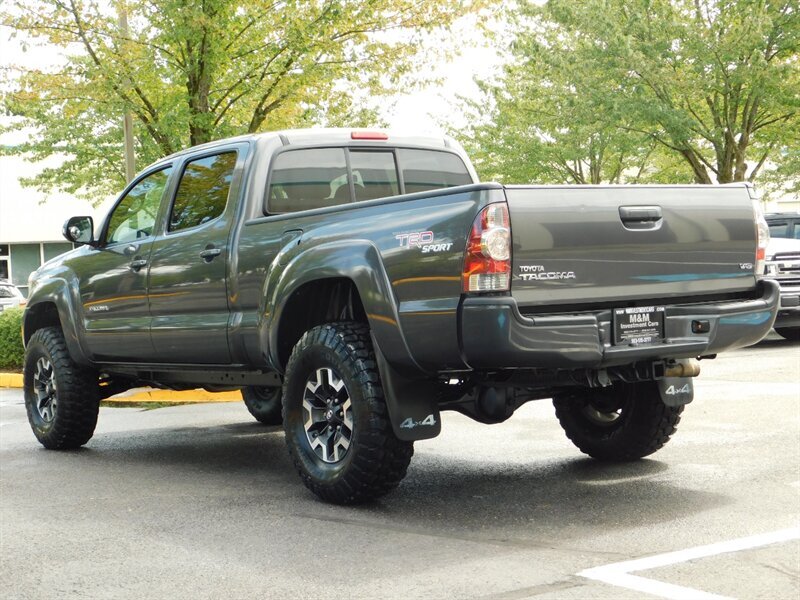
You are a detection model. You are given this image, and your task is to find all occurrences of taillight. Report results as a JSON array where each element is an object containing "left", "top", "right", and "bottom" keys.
[
  {"left": 463, "top": 203, "right": 511, "bottom": 292},
  {"left": 753, "top": 199, "right": 769, "bottom": 275}
]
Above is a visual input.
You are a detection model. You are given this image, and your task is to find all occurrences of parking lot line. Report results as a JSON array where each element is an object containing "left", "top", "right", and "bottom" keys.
[{"left": 578, "top": 526, "right": 800, "bottom": 599}]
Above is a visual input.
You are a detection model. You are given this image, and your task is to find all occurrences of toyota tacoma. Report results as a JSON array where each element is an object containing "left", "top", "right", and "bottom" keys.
[{"left": 22, "top": 129, "right": 779, "bottom": 503}]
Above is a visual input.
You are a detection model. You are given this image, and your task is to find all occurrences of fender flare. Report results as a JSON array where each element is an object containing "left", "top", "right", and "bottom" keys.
[
  {"left": 23, "top": 275, "right": 92, "bottom": 367},
  {"left": 264, "top": 239, "right": 441, "bottom": 441}
]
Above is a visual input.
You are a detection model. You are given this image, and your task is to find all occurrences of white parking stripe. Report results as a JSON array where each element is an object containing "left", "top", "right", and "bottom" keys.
[{"left": 579, "top": 527, "right": 800, "bottom": 599}]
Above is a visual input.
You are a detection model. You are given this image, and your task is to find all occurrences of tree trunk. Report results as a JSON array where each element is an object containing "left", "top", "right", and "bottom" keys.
[{"left": 680, "top": 148, "right": 713, "bottom": 184}]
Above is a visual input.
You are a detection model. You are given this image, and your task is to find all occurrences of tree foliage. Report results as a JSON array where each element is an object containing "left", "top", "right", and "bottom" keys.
[
  {"left": 0, "top": 308, "right": 24, "bottom": 371},
  {"left": 2, "top": 0, "right": 484, "bottom": 200},
  {"left": 462, "top": 0, "right": 799, "bottom": 190}
]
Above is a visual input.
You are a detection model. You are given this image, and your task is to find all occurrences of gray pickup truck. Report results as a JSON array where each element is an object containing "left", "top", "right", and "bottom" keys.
[{"left": 23, "top": 129, "right": 779, "bottom": 504}]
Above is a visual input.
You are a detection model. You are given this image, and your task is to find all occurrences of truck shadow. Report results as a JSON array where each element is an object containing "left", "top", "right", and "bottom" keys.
[{"left": 72, "top": 419, "right": 727, "bottom": 542}]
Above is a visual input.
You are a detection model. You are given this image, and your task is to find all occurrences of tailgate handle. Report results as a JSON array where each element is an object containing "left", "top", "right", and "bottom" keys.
[{"left": 619, "top": 205, "right": 662, "bottom": 226}]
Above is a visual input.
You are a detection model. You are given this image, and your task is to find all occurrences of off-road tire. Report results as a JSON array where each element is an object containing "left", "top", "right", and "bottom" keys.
[
  {"left": 553, "top": 381, "right": 683, "bottom": 461},
  {"left": 775, "top": 327, "right": 800, "bottom": 342},
  {"left": 242, "top": 386, "right": 283, "bottom": 425},
  {"left": 24, "top": 327, "right": 100, "bottom": 449},
  {"left": 282, "top": 322, "right": 414, "bottom": 504}
]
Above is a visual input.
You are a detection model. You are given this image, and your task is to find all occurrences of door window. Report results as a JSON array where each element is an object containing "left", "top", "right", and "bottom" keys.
[
  {"left": 106, "top": 168, "right": 173, "bottom": 245},
  {"left": 169, "top": 152, "right": 238, "bottom": 232}
]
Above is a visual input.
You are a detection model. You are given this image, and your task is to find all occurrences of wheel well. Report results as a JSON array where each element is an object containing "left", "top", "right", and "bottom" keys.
[
  {"left": 277, "top": 278, "right": 367, "bottom": 369},
  {"left": 23, "top": 302, "right": 61, "bottom": 345}
]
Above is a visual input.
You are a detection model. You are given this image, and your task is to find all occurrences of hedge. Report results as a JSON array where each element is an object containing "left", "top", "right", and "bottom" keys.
[{"left": 0, "top": 307, "right": 25, "bottom": 371}]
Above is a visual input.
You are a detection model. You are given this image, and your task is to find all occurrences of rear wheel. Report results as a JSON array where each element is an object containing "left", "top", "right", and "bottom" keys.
[
  {"left": 775, "top": 327, "right": 800, "bottom": 341},
  {"left": 282, "top": 322, "right": 413, "bottom": 504},
  {"left": 553, "top": 381, "right": 682, "bottom": 461},
  {"left": 23, "top": 327, "right": 100, "bottom": 449},
  {"left": 242, "top": 386, "right": 283, "bottom": 425}
]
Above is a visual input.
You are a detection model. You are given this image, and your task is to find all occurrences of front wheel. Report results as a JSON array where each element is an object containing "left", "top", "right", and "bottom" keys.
[
  {"left": 242, "top": 386, "right": 283, "bottom": 425},
  {"left": 553, "top": 381, "right": 682, "bottom": 461},
  {"left": 24, "top": 327, "right": 100, "bottom": 449},
  {"left": 775, "top": 327, "right": 800, "bottom": 342},
  {"left": 282, "top": 322, "right": 413, "bottom": 504}
]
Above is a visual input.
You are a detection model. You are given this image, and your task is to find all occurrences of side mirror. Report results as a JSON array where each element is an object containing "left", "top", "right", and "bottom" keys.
[{"left": 63, "top": 216, "right": 96, "bottom": 246}]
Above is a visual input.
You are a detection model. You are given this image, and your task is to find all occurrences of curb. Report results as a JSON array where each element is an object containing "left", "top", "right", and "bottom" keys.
[
  {"left": 104, "top": 388, "right": 242, "bottom": 404},
  {"left": 0, "top": 373, "right": 23, "bottom": 388},
  {"left": 1, "top": 372, "right": 241, "bottom": 404}
]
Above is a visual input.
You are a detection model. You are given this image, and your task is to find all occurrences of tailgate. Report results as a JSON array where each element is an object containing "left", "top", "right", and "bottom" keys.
[{"left": 506, "top": 185, "right": 757, "bottom": 308}]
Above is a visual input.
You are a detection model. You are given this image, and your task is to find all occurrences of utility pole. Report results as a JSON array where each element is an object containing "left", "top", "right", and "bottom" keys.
[{"left": 118, "top": 2, "right": 136, "bottom": 183}]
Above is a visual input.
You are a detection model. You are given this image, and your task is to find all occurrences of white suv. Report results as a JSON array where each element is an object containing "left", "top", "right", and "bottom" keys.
[{"left": 0, "top": 280, "right": 25, "bottom": 313}]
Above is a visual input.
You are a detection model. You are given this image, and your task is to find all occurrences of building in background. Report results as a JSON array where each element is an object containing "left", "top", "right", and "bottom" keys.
[{"left": 0, "top": 153, "right": 110, "bottom": 297}]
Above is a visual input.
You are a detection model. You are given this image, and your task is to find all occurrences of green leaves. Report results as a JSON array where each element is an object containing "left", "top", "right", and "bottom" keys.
[
  {"left": 2, "top": 0, "right": 485, "bottom": 201},
  {"left": 0, "top": 308, "right": 24, "bottom": 371},
  {"left": 462, "top": 0, "right": 799, "bottom": 193}
]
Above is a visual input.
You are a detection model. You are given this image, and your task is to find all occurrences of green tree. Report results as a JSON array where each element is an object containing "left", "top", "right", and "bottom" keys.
[
  {"left": 463, "top": 0, "right": 799, "bottom": 188},
  {"left": 1, "top": 0, "right": 484, "bottom": 199},
  {"left": 461, "top": 14, "right": 689, "bottom": 184}
]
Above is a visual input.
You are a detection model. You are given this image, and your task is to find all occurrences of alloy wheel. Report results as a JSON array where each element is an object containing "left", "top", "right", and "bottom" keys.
[
  {"left": 33, "top": 357, "right": 57, "bottom": 422},
  {"left": 302, "top": 368, "right": 353, "bottom": 463}
]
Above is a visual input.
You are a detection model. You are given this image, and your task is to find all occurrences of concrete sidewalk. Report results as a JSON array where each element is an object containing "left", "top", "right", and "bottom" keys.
[{"left": 0, "top": 372, "right": 241, "bottom": 404}]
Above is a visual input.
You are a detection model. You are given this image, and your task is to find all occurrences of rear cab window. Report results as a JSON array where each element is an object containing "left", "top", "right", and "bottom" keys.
[
  {"left": 397, "top": 149, "right": 473, "bottom": 193},
  {"left": 266, "top": 147, "right": 472, "bottom": 214},
  {"left": 268, "top": 148, "right": 349, "bottom": 213}
]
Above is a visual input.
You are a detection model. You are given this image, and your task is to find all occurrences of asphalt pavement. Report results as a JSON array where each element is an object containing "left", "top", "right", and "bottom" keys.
[{"left": 1, "top": 333, "right": 798, "bottom": 599}]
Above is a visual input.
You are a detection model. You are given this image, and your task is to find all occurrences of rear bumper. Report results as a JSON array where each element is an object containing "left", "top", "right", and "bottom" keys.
[{"left": 460, "top": 280, "right": 780, "bottom": 369}]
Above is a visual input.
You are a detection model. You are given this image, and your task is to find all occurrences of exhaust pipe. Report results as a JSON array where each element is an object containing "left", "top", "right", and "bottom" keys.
[{"left": 664, "top": 359, "right": 701, "bottom": 378}]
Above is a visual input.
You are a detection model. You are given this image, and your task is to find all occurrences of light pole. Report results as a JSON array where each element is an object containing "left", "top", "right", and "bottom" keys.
[{"left": 117, "top": 1, "right": 136, "bottom": 183}]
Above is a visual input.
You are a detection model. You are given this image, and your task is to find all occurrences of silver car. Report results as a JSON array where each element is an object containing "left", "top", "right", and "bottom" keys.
[{"left": 0, "top": 280, "right": 25, "bottom": 313}]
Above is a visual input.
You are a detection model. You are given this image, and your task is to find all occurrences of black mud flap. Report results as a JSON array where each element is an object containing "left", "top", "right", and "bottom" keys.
[
  {"left": 371, "top": 336, "right": 441, "bottom": 441},
  {"left": 658, "top": 377, "right": 695, "bottom": 407}
]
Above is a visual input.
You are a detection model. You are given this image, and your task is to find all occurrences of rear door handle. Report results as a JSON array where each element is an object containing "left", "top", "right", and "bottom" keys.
[
  {"left": 200, "top": 247, "right": 222, "bottom": 262},
  {"left": 130, "top": 258, "right": 148, "bottom": 271},
  {"left": 619, "top": 205, "right": 662, "bottom": 229}
]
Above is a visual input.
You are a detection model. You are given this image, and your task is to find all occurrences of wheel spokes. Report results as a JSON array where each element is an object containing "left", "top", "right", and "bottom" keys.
[
  {"left": 33, "top": 357, "right": 57, "bottom": 423},
  {"left": 302, "top": 367, "right": 353, "bottom": 464}
]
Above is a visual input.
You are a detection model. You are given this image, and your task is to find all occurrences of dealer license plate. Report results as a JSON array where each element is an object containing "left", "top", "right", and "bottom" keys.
[{"left": 613, "top": 306, "right": 665, "bottom": 345}]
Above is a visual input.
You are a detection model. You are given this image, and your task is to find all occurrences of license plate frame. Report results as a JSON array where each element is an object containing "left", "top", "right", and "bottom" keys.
[{"left": 613, "top": 306, "right": 665, "bottom": 345}]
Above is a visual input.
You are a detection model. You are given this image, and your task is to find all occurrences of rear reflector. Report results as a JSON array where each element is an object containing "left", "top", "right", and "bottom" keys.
[{"left": 351, "top": 131, "right": 388, "bottom": 140}]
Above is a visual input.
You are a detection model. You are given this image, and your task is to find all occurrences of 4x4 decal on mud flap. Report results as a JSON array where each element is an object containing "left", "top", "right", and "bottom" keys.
[
  {"left": 399, "top": 414, "right": 437, "bottom": 429},
  {"left": 658, "top": 377, "right": 694, "bottom": 407}
]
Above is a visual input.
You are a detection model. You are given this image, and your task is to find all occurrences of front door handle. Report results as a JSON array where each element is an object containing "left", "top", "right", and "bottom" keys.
[
  {"left": 200, "top": 247, "right": 222, "bottom": 262},
  {"left": 130, "top": 258, "right": 148, "bottom": 271}
]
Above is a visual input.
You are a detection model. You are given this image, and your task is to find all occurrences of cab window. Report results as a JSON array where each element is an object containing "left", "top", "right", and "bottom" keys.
[
  {"left": 268, "top": 148, "right": 349, "bottom": 213},
  {"left": 169, "top": 152, "right": 238, "bottom": 232},
  {"left": 397, "top": 149, "right": 472, "bottom": 194},
  {"left": 350, "top": 151, "right": 399, "bottom": 202},
  {"left": 106, "top": 167, "right": 172, "bottom": 245}
]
